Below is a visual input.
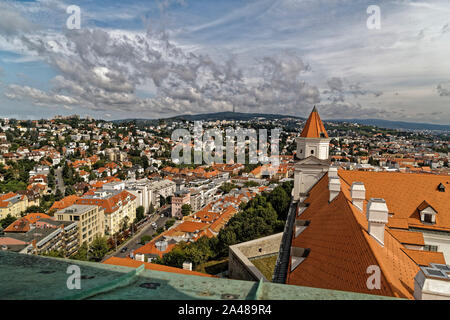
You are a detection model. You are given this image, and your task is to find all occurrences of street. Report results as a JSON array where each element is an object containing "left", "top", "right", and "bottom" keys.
[
  {"left": 103, "top": 205, "right": 172, "bottom": 260},
  {"left": 55, "top": 167, "right": 65, "bottom": 194}
]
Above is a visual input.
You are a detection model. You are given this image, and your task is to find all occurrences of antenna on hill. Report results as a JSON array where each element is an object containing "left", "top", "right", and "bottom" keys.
[{"left": 232, "top": 105, "right": 235, "bottom": 113}]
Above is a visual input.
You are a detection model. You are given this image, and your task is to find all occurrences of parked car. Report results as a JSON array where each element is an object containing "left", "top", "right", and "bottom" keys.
[
  {"left": 161, "top": 213, "right": 165, "bottom": 218},
  {"left": 120, "top": 247, "right": 128, "bottom": 253}
]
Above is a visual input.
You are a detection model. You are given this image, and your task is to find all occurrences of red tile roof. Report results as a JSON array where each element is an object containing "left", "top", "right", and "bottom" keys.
[
  {"left": 49, "top": 195, "right": 80, "bottom": 211},
  {"left": 287, "top": 171, "right": 447, "bottom": 300},
  {"left": 103, "top": 257, "right": 216, "bottom": 277},
  {"left": 300, "top": 106, "right": 328, "bottom": 138}
]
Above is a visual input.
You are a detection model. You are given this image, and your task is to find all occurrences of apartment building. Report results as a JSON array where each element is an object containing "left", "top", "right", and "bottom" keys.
[
  {"left": 1, "top": 218, "right": 79, "bottom": 257},
  {"left": 56, "top": 204, "right": 105, "bottom": 244},
  {"left": 76, "top": 188, "right": 136, "bottom": 235},
  {"left": 0, "top": 193, "right": 28, "bottom": 219},
  {"left": 148, "top": 179, "right": 176, "bottom": 209},
  {"left": 125, "top": 179, "right": 153, "bottom": 214}
]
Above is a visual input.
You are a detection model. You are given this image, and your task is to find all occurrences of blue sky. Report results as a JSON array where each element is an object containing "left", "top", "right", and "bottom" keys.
[{"left": 0, "top": 0, "right": 450, "bottom": 124}]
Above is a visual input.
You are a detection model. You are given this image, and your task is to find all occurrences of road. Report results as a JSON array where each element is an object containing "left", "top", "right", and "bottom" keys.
[
  {"left": 55, "top": 167, "right": 65, "bottom": 194},
  {"left": 102, "top": 205, "right": 172, "bottom": 261}
]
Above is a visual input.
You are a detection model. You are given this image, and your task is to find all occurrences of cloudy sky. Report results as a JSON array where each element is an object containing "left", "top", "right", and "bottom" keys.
[{"left": 0, "top": 0, "right": 449, "bottom": 123}]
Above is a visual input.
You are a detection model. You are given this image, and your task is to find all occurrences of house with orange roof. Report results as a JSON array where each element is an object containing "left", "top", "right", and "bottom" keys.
[{"left": 133, "top": 236, "right": 177, "bottom": 260}]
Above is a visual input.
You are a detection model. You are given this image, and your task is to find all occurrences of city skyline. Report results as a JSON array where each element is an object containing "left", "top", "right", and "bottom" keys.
[{"left": 1, "top": 0, "right": 450, "bottom": 124}]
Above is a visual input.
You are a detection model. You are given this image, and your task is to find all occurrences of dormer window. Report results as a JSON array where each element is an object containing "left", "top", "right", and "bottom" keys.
[
  {"left": 438, "top": 183, "right": 446, "bottom": 192},
  {"left": 418, "top": 200, "right": 437, "bottom": 224},
  {"left": 290, "top": 247, "right": 310, "bottom": 271}
]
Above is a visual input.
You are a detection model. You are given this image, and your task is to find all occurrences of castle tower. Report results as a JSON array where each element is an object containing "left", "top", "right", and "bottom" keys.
[
  {"left": 293, "top": 106, "right": 331, "bottom": 201},
  {"left": 296, "top": 106, "right": 330, "bottom": 160}
]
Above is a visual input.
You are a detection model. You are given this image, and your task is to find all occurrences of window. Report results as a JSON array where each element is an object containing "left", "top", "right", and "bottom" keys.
[
  {"left": 423, "top": 214, "right": 433, "bottom": 223},
  {"left": 310, "top": 150, "right": 314, "bottom": 155},
  {"left": 424, "top": 245, "right": 438, "bottom": 252}
]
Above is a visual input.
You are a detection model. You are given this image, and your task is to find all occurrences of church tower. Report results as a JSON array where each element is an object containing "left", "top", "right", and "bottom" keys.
[{"left": 293, "top": 106, "right": 331, "bottom": 201}]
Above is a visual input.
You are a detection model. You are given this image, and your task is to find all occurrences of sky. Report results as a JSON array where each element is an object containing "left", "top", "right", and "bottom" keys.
[{"left": 0, "top": 0, "right": 449, "bottom": 124}]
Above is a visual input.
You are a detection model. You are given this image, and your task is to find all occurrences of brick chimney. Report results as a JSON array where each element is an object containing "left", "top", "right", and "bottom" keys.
[
  {"left": 367, "top": 198, "right": 388, "bottom": 246},
  {"left": 351, "top": 182, "right": 366, "bottom": 211},
  {"left": 329, "top": 177, "right": 341, "bottom": 202}
]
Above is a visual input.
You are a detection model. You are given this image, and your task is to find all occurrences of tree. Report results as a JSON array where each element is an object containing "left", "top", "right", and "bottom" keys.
[
  {"left": 135, "top": 206, "right": 145, "bottom": 222},
  {"left": 89, "top": 236, "right": 109, "bottom": 262},
  {"left": 244, "top": 180, "right": 260, "bottom": 188},
  {"left": 140, "top": 235, "right": 153, "bottom": 245},
  {"left": 42, "top": 249, "right": 65, "bottom": 258},
  {"left": 267, "top": 186, "right": 290, "bottom": 220},
  {"left": 65, "top": 186, "right": 75, "bottom": 196},
  {"left": 55, "top": 189, "right": 63, "bottom": 201},
  {"left": 219, "top": 182, "right": 238, "bottom": 194},
  {"left": 121, "top": 216, "right": 130, "bottom": 232},
  {"left": 165, "top": 219, "right": 175, "bottom": 229},
  {"left": 71, "top": 242, "right": 89, "bottom": 261},
  {"left": 181, "top": 204, "right": 192, "bottom": 216},
  {"left": 0, "top": 214, "right": 17, "bottom": 228},
  {"left": 25, "top": 205, "right": 43, "bottom": 214}
]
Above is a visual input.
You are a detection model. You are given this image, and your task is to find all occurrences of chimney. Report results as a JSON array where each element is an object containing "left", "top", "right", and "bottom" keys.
[
  {"left": 366, "top": 198, "right": 388, "bottom": 246},
  {"left": 183, "top": 261, "right": 192, "bottom": 271},
  {"left": 414, "top": 264, "right": 450, "bottom": 300},
  {"left": 329, "top": 177, "right": 341, "bottom": 202},
  {"left": 328, "top": 166, "right": 338, "bottom": 179},
  {"left": 351, "top": 182, "right": 366, "bottom": 211}
]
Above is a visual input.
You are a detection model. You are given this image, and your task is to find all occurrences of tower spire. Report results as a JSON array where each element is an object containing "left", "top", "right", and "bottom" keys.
[{"left": 300, "top": 106, "right": 328, "bottom": 138}]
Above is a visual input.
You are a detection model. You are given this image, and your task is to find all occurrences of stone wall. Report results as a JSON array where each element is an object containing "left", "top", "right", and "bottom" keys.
[{"left": 228, "top": 233, "right": 283, "bottom": 282}]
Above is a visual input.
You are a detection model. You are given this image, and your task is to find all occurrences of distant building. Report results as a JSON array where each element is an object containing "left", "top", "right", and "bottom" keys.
[
  {"left": 125, "top": 179, "right": 153, "bottom": 214},
  {"left": 171, "top": 190, "right": 190, "bottom": 218},
  {"left": 56, "top": 204, "right": 105, "bottom": 244},
  {"left": 0, "top": 193, "right": 28, "bottom": 219},
  {"left": 0, "top": 218, "right": 79, "bottom": 257},
  {"left": 148, "top": 179, "right": 176, "bottom": 209},
  {"left": 76, "top": 188, "right": 136, "bottom": 235}
]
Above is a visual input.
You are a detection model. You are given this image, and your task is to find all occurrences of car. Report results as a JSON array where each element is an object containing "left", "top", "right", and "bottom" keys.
[
  {"left": 120, "top": 247, "right": 128, "bottom": 253},
  {"left": 161, "top": 213, "right": 165, "bottom": 218}
]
